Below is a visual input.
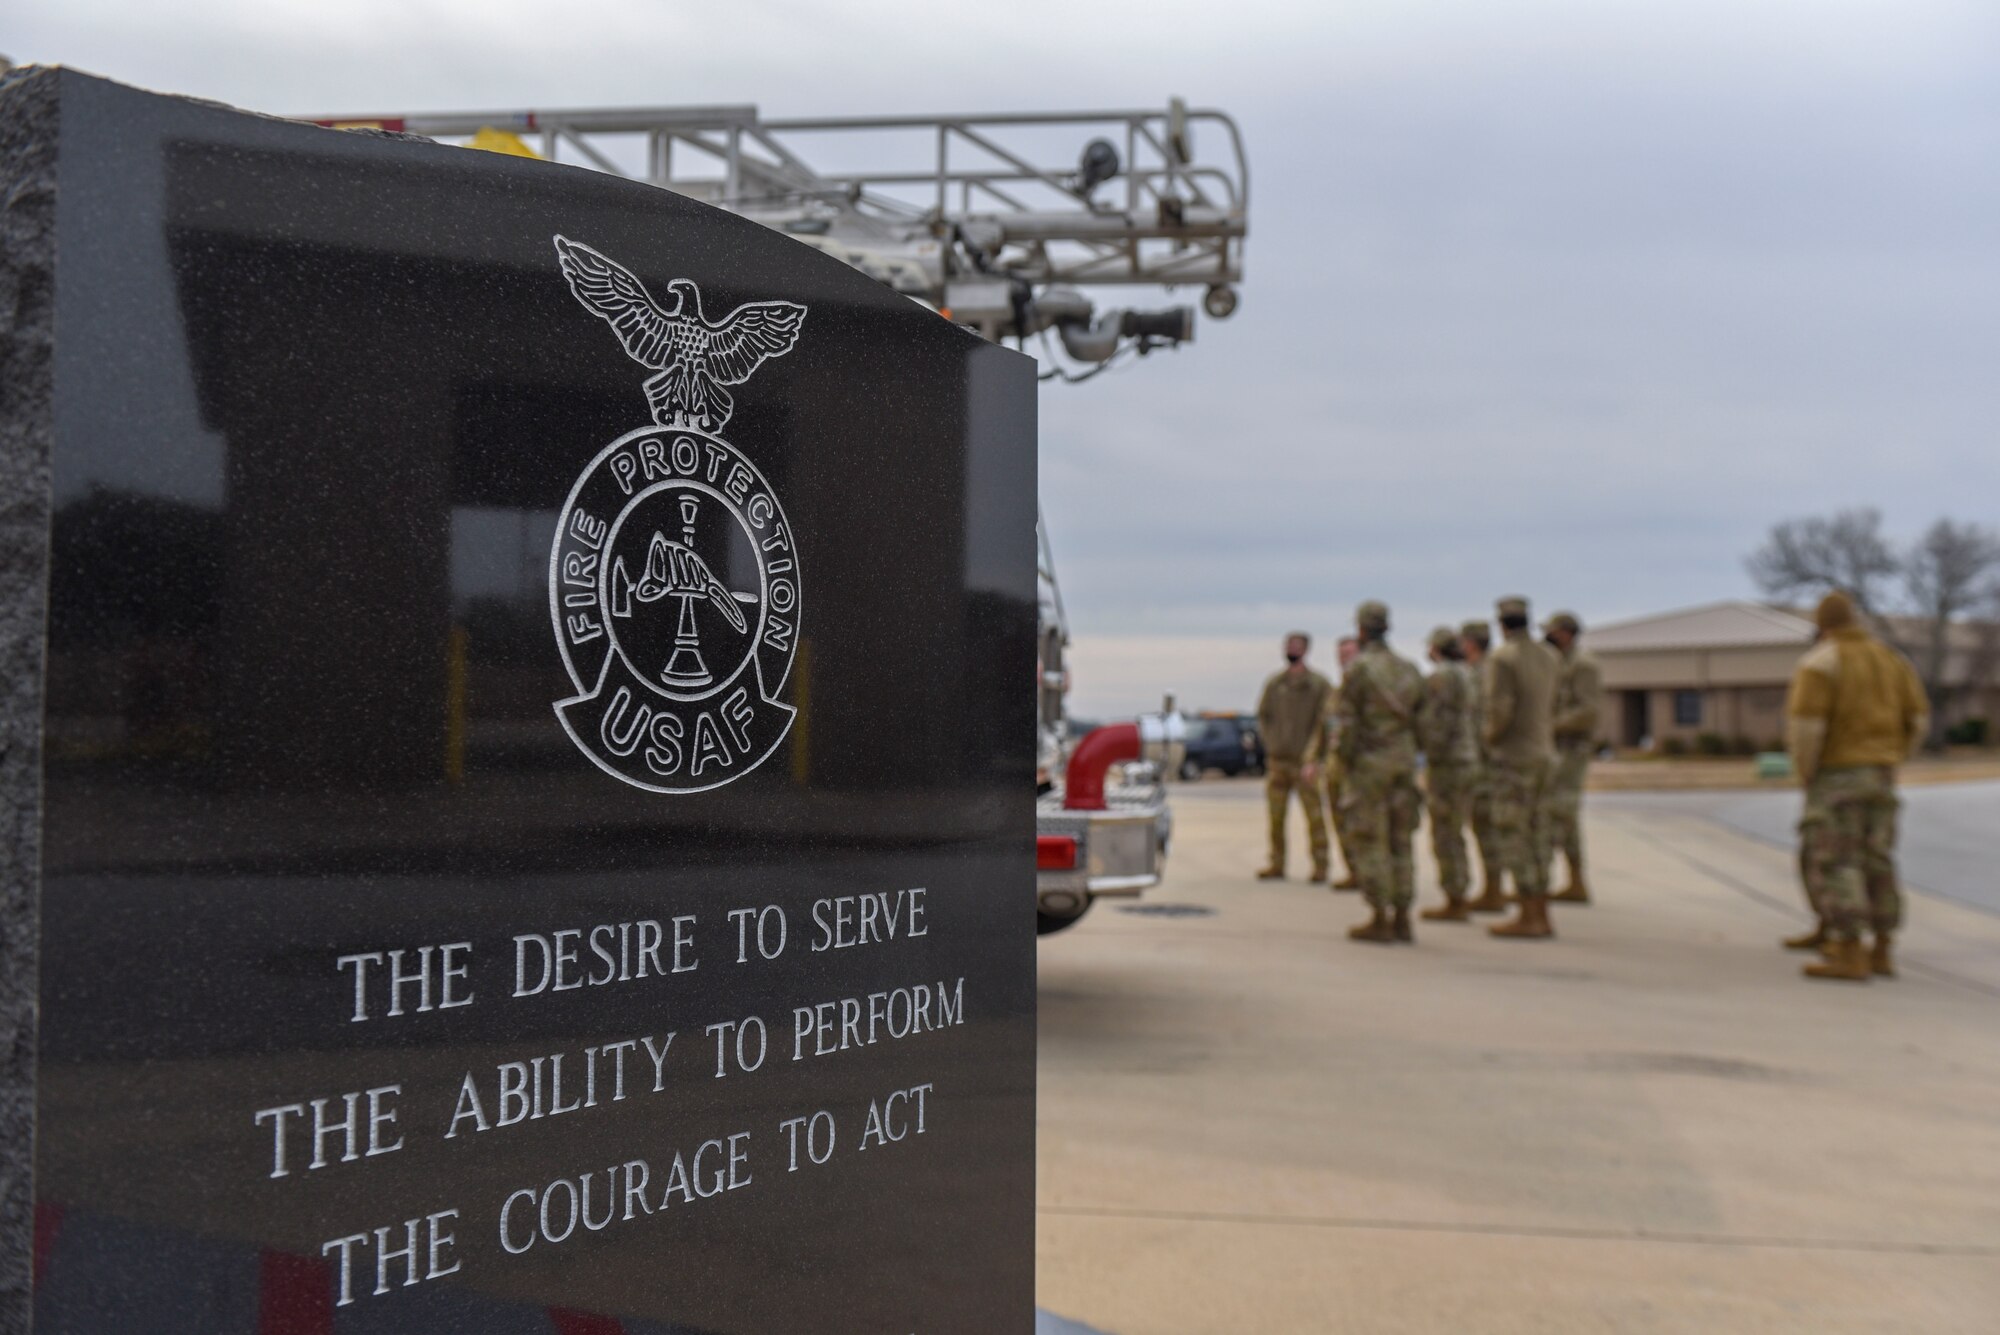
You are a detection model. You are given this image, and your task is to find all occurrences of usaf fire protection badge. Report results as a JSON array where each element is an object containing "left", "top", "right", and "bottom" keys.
[{"left": 548, "top": 235, "right": 806, "bottom": 793}]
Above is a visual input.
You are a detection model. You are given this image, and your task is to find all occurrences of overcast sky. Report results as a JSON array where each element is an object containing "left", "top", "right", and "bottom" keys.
[{"left": 13, "top": 0, "right": 1999, "bottom": 715}]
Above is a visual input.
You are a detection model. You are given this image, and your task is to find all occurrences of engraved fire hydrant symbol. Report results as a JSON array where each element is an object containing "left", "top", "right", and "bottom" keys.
[{"left": 617, "top": 496, "right": 754, "bottom": 689}]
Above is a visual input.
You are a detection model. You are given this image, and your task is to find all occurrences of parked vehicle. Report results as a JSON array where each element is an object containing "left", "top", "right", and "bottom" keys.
[{"left": 1178, "top": 713, "right": 1264, "bottom": 779}]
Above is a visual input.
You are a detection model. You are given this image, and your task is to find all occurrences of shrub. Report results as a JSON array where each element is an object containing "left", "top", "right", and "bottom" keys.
[
  {"left": 1728, "top": 735, "right": 1758, "bottom": 756},
  {"left": 1945, "top": 718, "right": 1989, "bottom": 746},
  {"left": 1661, "top": 736, "right": 1689, "bottom": 757},
  {"left": 1695, "top": 731, "right": 1729, "bottom": 757},
  {"left": 1763, "top": 738, "right": 1787, "bottom": 755}
]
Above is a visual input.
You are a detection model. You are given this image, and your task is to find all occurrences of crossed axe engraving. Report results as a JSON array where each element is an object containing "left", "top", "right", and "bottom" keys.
[{"left": 608, "top": 496, "right": 755, "bottom": 689}]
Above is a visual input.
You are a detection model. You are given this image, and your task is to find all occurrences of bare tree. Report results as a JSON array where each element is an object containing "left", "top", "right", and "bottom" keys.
[
  {"left": 1751, "top": 511, "right": 2000, "bottom": 747},
  {"left": 1745, "top": 508, "right": 1899, "bottom": 620},
  {"left": 1903, "top": 519, "right": 2000, "bottom": 736}
]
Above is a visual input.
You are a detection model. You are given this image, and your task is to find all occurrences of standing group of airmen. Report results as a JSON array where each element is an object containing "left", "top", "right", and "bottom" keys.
[
  {"left": 1255, "top": 587, "right": 1931, "bottom": 984},
  {"left": 1254, "top": 596, "right": 1601, "bottom": 947}
]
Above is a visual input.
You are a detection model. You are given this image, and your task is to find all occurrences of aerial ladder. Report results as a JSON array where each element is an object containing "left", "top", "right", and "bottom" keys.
[{"left": 311, "top": 100, "right": 1245, "bottom": 358}]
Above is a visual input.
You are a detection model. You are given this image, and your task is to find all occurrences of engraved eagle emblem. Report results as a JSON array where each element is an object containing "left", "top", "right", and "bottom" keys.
[{"left": 554, "top": 235, "right": 807, "bottom": 432}]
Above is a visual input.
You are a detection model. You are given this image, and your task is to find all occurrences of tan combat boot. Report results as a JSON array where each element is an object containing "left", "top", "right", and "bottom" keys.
[
  {"left": 1256, "top": 865, "right": 1286, "bottom": 881},
  {"left": 1348, "top": 906, "right": 1395, "bottom": 944},
  {"left": 1870, "top": 934, "right": 1896, "bottom": 979},
  {"left": 1489, "top": 896, "right": 1555, "bottom": 940},
  {"left": 1332, "top": 871, "right": 1361, "bottom": 891},
  {"left": 1466, "top": 883, "right": 1509, "bottom": 914},
  {"left": 1803, "top": 938, "right": 1871, "bottom": 982},
  {"left": 1392, "top": 906, "right": 1414, "bottom": 943},
  {"left": 1420, "top": 899, "right": 1471, "bottom": 922},
  {"left": 1550, "top": 880, "right": 1591, "bottom": 905},
  {"left": 1782, "top": 922, "right": 1828, "bottom": 952}
]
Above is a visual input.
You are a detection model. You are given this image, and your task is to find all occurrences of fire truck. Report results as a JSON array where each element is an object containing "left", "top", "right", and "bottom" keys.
[{"left": 311, "top": 99, "right": 1250, "bottom": 935}]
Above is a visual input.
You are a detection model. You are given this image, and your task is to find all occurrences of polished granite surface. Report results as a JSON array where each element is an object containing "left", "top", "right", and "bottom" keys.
[{"left": 18, "top": 69, "right": 1037, "bottom": 1333}]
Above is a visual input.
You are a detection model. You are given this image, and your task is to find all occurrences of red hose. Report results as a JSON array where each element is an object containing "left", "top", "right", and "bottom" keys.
[{"left": 1063, "top": 722, "right": 1140, "bottom": 811}]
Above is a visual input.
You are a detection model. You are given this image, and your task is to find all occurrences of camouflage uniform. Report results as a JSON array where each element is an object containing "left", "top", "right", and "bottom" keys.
[
  {"left": 1321, "top": 729, "right": 1359, "bottom": 881},
  {"left": 1484, "top": 598, "right": 1559, "bottom": 936},
  {"left": 1545, "top": 613, "right": 1602, "bottom": 897},
  {"left": 1256, "top": 665, "right": 1334, "bottom": 877},
  {"left": 1419, "top": 628, "right": 1478, "bottom": 905},
  {"left": 1337, "top": 609, "right": 1426, "bottom": 919},
  {"left": 1461, "top": 621, "right": 1505, "bottom": 901},
  {"left": 1798, "top": 768, "right": 1902, "bottom": 936},
  {"left": 1787, "top": 591, "right": 1928, "bottom": 980},
  {"left": 1322, "top": 641, "right": 1363, "bottom": 886}
]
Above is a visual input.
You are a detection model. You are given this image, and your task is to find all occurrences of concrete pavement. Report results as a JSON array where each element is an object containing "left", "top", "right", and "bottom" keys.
[{"left": 1035, "top": 781, "right": 2000, "bottom": 1333}]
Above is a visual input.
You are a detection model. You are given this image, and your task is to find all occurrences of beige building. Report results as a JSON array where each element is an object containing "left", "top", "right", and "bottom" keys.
[{"left": 1585, "top": 601, "right": 2000, "bottom": 751}]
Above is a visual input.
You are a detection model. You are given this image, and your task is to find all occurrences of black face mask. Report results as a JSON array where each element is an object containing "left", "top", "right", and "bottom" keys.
[{"left": 1285, "top": 651, "right": 1303, "bottom": 664}]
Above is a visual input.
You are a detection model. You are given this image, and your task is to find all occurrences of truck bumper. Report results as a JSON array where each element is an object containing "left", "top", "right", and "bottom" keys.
[{"left": 1036, "top": 791, "right": 1170, "bottom": 920}]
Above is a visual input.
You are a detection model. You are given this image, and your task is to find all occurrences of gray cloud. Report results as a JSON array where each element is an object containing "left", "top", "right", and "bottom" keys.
[{"left": 15, "top": 0, "right": 2000, "bottom": 713}]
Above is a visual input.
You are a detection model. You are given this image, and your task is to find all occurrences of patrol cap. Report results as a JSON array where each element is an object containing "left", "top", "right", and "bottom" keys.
[
  {"left": 1356, "top": 600, "right": 1390, "bottom": 632},
  {"left": 1495, "top": 596, "right": 1530, "bottom": 620},
  {"left": 1544, "top": 610, "right": 1580, "bottom": 635},
  {"left": 1460, "top": 620, "right": 1491, "bottom": 647},
  {"left": 1428, "top": 625, "right": 1458, "bottom": 653}
]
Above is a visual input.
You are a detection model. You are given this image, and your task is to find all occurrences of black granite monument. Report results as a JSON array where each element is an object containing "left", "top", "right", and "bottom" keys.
[{"left": 1, "top": 68, "right": 1036, "bottom": 1332}]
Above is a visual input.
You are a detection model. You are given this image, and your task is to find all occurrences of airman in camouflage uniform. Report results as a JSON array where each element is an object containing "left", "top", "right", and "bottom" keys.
[
  {"left": 1255, "top": 632, "right": 1335, "bottom": 881},
  {"left": 1337, "top": 602, "right": 1427, "bottom": 945},
  {"left": 1484, "top": 596, "right": 1560, "bottom": 940},
  {"left": 1323, "top": 636, "right": 1364, "bottom": 889},
  {"left": 1460, "top": 621, "right": 1509, "bottom": 913},
  {"left": 1544, "top": 611, "right": 1603, "bottom": 904},
  {"left": 1418, "top": 626, "right": 1479, "bottom": 921},
  {"left": 1787, "top": 590, "right": 1929, "bottom": 982}
]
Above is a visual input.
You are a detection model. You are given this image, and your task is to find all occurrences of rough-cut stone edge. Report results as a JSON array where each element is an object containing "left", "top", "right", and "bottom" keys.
[{"left": 0, "top": 62, "right": 56, "bottom": 1335}]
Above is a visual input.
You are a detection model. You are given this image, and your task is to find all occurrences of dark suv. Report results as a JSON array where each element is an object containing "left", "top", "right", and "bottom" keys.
[{"left": 1178, "top": 714, "right": 1265, "bottom": 780}]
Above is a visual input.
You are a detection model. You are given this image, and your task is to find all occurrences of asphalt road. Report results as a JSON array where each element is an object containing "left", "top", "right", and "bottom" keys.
[{"left": 1695, "top": 780, "right": 1996, "bottom": 916}]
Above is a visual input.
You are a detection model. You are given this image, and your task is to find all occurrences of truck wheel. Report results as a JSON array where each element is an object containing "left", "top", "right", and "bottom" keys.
[
  {"left": 1178, "top": 757, "right": 1202, "bottom": 781},
  {"left": 1037, "top": 904, "right": 1091, "bottom": 935}
]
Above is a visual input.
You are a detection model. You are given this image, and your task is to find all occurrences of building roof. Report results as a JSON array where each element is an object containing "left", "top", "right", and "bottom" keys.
[{"left": 1586, "top": 601, "right": 1815, "bottom": 653}]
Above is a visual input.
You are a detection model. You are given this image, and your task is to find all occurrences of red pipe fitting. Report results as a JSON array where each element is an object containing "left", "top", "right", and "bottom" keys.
[{"left": 1063, "top": 722, "right": 1140, "bottom": 811}]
